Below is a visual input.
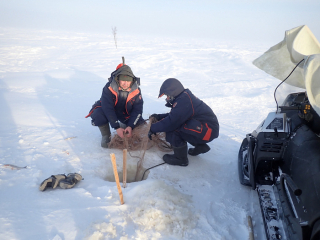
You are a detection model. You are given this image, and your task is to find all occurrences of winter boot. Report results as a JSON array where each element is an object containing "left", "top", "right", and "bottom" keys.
[
  {"left": 99, "top": 124, "right": 111, "bottom": 148},
  {"left": 188, "top": 143, "right": 210, "bottom": 156},
  {"left": 163, "top": 143, "right": 188, "bottom": 166},
  {"left": 59, "top": 173, "right": 82, "bottom": 189},
  {"left": 39, "top": 174, "right": 67, "bottom": 191}
]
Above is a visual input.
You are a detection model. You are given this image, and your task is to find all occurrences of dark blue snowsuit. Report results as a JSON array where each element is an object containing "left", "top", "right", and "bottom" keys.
[
  {"left": 150, "top": 89, "right": 219, "bottom": 147},
  {"left": 86, "top": 65, "right": 144, "bottom": 130}
]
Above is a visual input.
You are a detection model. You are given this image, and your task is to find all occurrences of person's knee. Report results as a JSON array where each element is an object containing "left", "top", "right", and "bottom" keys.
[
  {"left": 91, "top": 108, "right": 109, "bottom": 126},
  {"left": 165, "top": 131, "right": 186, "bottom": 147}
]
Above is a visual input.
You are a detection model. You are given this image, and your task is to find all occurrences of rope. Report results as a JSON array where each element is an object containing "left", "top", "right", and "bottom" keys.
[
  {"left": 123, "top": 133, "right": 141, "bottom": 159},
  {"left": 141, "top": 162, "right": 166, "bottom": 181},
  {"left": 134, "top": 119, "right": 153, "bottom": 181},
  {"left": 274, "top": 58, "right": 305, "bottom": 113}
]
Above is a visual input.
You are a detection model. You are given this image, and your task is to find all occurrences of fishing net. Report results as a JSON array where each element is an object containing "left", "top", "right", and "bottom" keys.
[
  {"left": 108, "top": 117, "right": 172, "bottom": 153},
  {"left": 108, "top": 117, "right": 172, "bottom": 181}
]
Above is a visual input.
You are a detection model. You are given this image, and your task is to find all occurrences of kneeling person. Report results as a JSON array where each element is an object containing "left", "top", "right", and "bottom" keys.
[
  {"left": 86, "top": 63, "right": 144, "bottom": 147},
  {"left": 149, "top": 78, "right": 219, "bottom": 166}
]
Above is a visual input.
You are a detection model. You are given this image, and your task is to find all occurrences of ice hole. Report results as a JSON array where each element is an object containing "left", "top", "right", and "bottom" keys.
[{"left": 103, "top": 161, "right": 149, "bottom": 183}]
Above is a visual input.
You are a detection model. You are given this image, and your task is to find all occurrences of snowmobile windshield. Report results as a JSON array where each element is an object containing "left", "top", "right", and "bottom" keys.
[{"left": 252, "top": 25, "right": 320, "bottom": 117}]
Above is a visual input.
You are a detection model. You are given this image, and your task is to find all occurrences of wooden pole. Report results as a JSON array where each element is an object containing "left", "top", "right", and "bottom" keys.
[
  {"left": 123, "top": 149, "right": 127, "bottom": 188},
  {"left": 110, "top": 153, "right": 124, "bottom": 205},
  {"left": 247, "top": 215, "right": 255, "bottom": 240}
]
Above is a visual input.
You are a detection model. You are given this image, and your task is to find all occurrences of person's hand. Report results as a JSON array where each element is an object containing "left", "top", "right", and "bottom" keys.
[
  {"left": 150, "top": 114, "right": 160, "bottom": 121},
  {"left": 148, "top": 130, "right": 155, "bottom": 140},
  {"left": 116, "top": 128, "right": 125, "bottom": 138},
  {"left": 124, "top": 126, "right": 132, "bottom": 138}
]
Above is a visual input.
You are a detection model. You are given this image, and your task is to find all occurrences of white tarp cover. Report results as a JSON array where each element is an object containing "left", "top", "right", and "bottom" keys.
[{"left": 253, "top": 25, "right": 320, "bottom": 116}]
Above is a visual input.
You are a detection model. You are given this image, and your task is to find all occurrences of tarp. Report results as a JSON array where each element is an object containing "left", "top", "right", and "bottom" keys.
[{"left": 253, "top": 25, "right": 320, "bottom": 117}]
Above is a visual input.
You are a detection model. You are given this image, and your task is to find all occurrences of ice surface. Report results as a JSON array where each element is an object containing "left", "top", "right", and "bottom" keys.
[{"left": 0, "top": 28, "right": 279, "bottom": 240}]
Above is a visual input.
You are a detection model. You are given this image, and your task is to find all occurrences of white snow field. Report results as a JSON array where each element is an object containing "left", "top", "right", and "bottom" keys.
[{"left": 0, "top": 28, "right": 300, "bottom": 240}]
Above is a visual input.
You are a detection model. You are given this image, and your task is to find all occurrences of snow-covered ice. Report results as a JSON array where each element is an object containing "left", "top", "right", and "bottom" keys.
[{"left": 0, "top": 27, "right": 298, "bottom": 239}]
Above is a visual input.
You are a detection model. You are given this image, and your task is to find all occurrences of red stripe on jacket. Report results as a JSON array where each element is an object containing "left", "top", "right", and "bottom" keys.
[{"left": 202, "top": 123, "right": 212, "bottom": 141}]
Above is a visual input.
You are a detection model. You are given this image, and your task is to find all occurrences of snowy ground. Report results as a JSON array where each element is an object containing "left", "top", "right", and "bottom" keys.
[{"left": 0, "top": 27, "right": 299, "bottom": 240}]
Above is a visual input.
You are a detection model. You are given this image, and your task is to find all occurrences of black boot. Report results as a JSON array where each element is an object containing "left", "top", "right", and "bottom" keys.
[
  {"left": 99, "top": 124, "right": 111, "bottom": 148},
  {"left": 163, "top": 143, "right": 188, "bottom": 166},
  {"left": 59, "top": 173, "right": 82, "bottom": 189},
  {"left": 188, "top": 143, "right": 210, "bottom": 156}
]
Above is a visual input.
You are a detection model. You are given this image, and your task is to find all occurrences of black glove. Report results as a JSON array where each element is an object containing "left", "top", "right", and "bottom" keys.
[
  {"left": 148, "top": 130, "right": 156, "bottom": 140},
  {"left": 149, "top": 114, "right": 160, "bottom": 121}
]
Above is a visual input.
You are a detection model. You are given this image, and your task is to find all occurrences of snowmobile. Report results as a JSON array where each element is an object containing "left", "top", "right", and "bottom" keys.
[
  {"left": 238, "top": 25, "right": 320, "bottom": 240},
  {"left": 238, "top": 90, "right": 320, "bottom": 240}
]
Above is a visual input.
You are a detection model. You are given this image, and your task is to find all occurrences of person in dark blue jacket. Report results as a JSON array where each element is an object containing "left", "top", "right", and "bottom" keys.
[
  {"left": 148, "top": 78, "right": 219, "bottom": 166},
  {"left": 86, "top": 63, "right": 144, "bottom": 148}
]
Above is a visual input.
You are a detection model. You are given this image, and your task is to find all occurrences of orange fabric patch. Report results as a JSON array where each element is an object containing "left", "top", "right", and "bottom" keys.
[
  {"left": 116, "top": 63, "right": 123, "bottom": 70},
  {"left": 108, "top": 86, "right": 118, "bottom": 106},
  {"left": 202, "top": 123, "right": 212, "bottom": 141}
]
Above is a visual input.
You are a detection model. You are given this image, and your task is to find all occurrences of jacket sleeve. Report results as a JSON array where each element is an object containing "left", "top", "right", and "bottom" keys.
[
  {"left": 126, "top": 89, "right": 143, "bottom": 129},
  {"left": 150, "top": 93, "right": 194, "bottom": 133},
  {"left": 157, "top": 113, "right": 169, "bottom": 120},
  {"left": 100, "top": 84, "right": 120, "bottom": 129}
]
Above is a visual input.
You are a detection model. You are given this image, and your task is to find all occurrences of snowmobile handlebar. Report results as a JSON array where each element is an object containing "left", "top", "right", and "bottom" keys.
[
  {"left": 280, "top": 173, "right": 302, "bottom": 196},
  {"left": 278, "top": 106, "right": 301, "bottom": 110}
]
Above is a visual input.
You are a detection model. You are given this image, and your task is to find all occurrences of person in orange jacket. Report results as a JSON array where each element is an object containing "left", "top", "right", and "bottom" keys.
[{"left": 86, "top": 63, "right": 144, "bottom": 147}]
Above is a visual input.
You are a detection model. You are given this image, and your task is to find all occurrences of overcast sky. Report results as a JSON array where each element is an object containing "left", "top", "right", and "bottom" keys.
[{"left": 1, "top": 0, "right": 320, "bottom": 43}]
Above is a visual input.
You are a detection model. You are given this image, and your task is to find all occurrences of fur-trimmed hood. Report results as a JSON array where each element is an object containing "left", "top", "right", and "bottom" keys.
[{"left": 108, "top": 65, "right": 140, "bottom": 86}]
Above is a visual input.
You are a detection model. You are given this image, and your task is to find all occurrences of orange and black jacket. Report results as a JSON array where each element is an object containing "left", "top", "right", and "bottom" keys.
[
  {"left": 101, "top": 79, "right": 143, "bottom": 129},
  {"left": 86, "top": 65, "right": 143, "bottom": 129}
]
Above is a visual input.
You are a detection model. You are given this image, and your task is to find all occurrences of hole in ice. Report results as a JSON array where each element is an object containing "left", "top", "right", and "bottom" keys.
[{"left": 102, "top": 161, "right": 149, "bottom": 183}]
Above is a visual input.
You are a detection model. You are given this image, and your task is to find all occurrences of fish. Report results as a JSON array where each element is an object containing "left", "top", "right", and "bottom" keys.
[
  {"left": 0, "top": 164, "right": 28, "bottom": 170},
  {"left": 64, "top": 136, "right": 77, "bottom": 140}
]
